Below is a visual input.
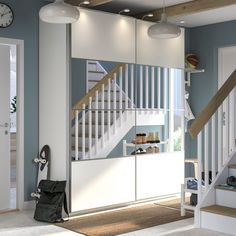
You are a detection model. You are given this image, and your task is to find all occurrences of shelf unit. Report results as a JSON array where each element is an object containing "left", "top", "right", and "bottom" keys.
[
  {"left": 185, "top": 68, "right": 205, "bottom": 87},
  {"left": 180, "top": 177, "right": 206, "bottom": 216},
  {"left": 181, "top": 177, "right": 197, "bottom": 216},
  {"left": 123, "top": 140, "right": 168, "bottom": 156}
]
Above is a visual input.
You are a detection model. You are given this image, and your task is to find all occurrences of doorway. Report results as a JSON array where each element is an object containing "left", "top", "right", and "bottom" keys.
[
  {"left": 0, "top": 38, "right": 24, "bottom": 212},
  {"left": 218, "top": 46, "right": 236, "bottom": 162}
]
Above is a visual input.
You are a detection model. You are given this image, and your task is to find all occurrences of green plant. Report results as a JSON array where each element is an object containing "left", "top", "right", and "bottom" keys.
[{"left": 10, "top": 96, "right": 17, "bottom": 113}]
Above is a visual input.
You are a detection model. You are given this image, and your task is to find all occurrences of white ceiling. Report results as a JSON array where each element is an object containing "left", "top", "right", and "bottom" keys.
[
  {"left": 94, "top": 0, "right": 192, "bottom": 15},
  {"left": 113, "top": 0, "right": 192, "bottom": 9},
  {"left": 94, "top": 0, "right": 236, "bottom": 28},
  {"left": 169, "top": 5, "right": 236, "bottom": 28}
]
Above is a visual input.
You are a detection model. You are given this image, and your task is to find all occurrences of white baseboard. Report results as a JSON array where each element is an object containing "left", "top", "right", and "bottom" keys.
[{"left": 23, "top": 200, "right": 35, "bottom": 210}]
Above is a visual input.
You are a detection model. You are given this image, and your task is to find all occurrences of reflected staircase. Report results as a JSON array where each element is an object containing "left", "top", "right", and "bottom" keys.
[{"left": 71, "top": 62, "right": 167, "bottom": 160}]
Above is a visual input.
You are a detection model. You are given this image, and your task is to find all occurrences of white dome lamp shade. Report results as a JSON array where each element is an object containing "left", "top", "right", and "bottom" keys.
[
  {"left": 147, "top": 1, "right": 181, "bottom": 39},
  {"left": 39, "top": 0, "right": 80, "bottom": 24}
]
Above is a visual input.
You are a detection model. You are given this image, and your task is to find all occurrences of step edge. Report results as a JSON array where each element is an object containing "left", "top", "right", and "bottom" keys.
[
  {"left": 215, "top": 185, "right": 236, "bottom": 192},
  {"left": 228, "top": 164, "right": 236, "bottom": 169},
  {"left": 201, "top": 205, "right": 236, "bottom": 218}
]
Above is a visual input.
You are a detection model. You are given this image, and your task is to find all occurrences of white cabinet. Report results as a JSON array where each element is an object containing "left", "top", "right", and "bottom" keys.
[{"left": 136, "top": 152, "right": 184, "bottom": 200}]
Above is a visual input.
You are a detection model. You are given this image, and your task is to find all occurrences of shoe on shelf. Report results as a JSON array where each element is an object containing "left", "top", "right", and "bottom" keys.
[
  {"left": 132, "top": 133, "right": 147, "bottom": 144},
  {"left": 146, "top": 132, "right": 160, "bottom": 143},
  {"left": 145, "top": 146, "right": 160, "bottom": 154},
  {"left": 133, "top": 134, "right": 143, "bottom": 144},
  {"left": 131, "top": 148, "right": 146, "bottom": 155}
]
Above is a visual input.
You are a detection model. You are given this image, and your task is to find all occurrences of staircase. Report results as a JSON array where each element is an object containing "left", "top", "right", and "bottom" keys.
[
  {"left": 72, "top": 63, "right": 167, "bottom": 160},
  {"left": 188, "top": 69, "right": 236, "bottom": 235},
  {"left": 86, "top": 60, "right": 107, "bottom": 92}
]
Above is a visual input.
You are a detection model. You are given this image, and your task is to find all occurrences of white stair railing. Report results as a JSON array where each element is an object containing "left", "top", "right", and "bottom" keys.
[
  {"left": 188, "top": 69, "right": 236, "bottom": 217},
  {"left": 72, "top": 63, "right": 171, "bottom": 160},
  {"left": 196, "top": 102, "right": 234, "bottom": 203}
]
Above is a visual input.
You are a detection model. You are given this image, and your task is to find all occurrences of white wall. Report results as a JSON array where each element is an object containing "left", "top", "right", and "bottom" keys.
[
  {"left": 136, "top": 20, "right": 185, "bottom": 69},
  {"left": 72, "top": 8, "right": 136, "bottom": 63},
  {"left": 39, "top": 21, "right": 70, "bottom": 181}
]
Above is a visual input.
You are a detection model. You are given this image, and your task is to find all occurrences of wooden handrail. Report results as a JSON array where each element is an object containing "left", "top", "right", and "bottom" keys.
[
  {"left": 189, "top": 69, "right": 236, "bottom": 138},
  {"left": 71, "top": 63, "right": 125, "bottom": 119}
]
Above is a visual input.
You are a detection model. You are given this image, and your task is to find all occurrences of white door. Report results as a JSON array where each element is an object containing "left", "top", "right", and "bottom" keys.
[
  {"left": 0, "top": 44, "right": 11, "bottom": 211},
  {"left": 218, "top": 46, "right": 236, "bottom": 161}
]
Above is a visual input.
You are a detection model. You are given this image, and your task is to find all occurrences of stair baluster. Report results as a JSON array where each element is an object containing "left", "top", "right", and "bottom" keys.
[
  {"left": 107, "top": 78, "right": 111, "bottom": 139},
  {"left": 82, "top": 104, "right": 86, "bottom": 159},
  {"left": 211, "top": 114, "right": 216, "bottom": 180},
  {"left": 151, "top": 66, "right": 155, "bottom": 109},
  {"left": 145, "top": 66, "right": 149, "bottom": 109},
  {"left": 113, "top": 73, "right": 117, "bottom": 134},
  {"left": 140, "top": 65, "right": 143, "bottom": 109},
  {"left": 125, "top": 64, "right": 129, "bottom": 111},
  {"left": 130, "top": 64, "right": 134, "bottom": 109},
  {"left": 157, "top": 67, "right": 161, "bottom": 109},
  {"left": 101, "top": 84, "right": 105, "bottom": 147},
  {"left": 218, "top": 105, "right": 223, "bottom": 171},
  {"left": 197, "top": 131, "right": 203, "bottom": 203},
  {"left": 119, "top": 66, "right": 123, "bottom": 125},
  {"left": 89, "top": 97, "right": 92, "bottom": 158},
  {"left": 204, "top": 123, "right": 209, "bottom": 189},
  {"left": 95, "top": 91, "right": 99, "bottom": 154},
  {"left": 164, "top": 68, "right": 168, "bottom": 112},
  {"left": 75, "top": 110, "right": 79, "bottom": 161}
]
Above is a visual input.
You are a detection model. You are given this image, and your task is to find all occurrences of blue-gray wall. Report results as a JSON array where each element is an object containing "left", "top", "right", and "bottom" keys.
[
  {"left": 71, "top": 58, "right": 87, "bottom": 107},
  {"left": 186, "top": 20, "right": 236, "bottom": 160},
  {"left": 0, "top": 0, "right": 44, "bottom": 200}
]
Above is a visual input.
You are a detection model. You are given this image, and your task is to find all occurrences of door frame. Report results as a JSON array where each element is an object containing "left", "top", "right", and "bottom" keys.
[
  {"left": 0, "top": 37, "right": 24, "bottom": 210},
  {"left": 218, "top": 46, "right": 236, "bottom": 158}
]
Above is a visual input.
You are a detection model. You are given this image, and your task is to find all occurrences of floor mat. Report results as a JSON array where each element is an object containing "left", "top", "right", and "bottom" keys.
[{"left": 57, "top": 200, "right": 193, "bottom": 236}]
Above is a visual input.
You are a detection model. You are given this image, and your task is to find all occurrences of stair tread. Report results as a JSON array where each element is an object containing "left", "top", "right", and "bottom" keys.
[
  {"left": 87, "top": 61, "right": 97, "bottom": 65},
  {"left": 72, "top": 134, "right": 101, "bottom": 138},
  {"left": 104, "top": 90, "right": 120, "bottom": 92},
  {"left": 94, "top": 100, "right": 126, "bottom": 102},
  {"left": 201, "top": 205, "right": 236, "bottom": 218},
  {"left": 91, "top": 111, "right": 123, "bottom": 113},
  {"left": 215, "top": 184, "right": 236, "bottom": 192},
  {"left": 79, "top": 122, "right": 109, "bottom": 125},
  {"left": 228, "top": 164, "right": 236, "bottom": 169},
  {"left": 88, "top": 80, "right": 100, "bottom": 83},
  {"left": 71, "top": 146, "right": 89, "bottom": 152},
  {"left": 88, "top": 71, "right": 105, "bottom": 74}
]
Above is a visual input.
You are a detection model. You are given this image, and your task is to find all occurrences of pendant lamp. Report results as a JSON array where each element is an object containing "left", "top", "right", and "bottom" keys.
[
  {"left": 39, "top": 0, "right": 80, "bottom": 24},
  {"left": 147, "top": 1, "right": 181, "bottom": 39}
]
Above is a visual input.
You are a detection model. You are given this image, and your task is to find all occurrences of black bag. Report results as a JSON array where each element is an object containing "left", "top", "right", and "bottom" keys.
[
  {"left": 190, "top": 193, "right": 198, "bottom": 206},
  {"left": 34, "top": 180, "right": 69, "bottom": 223},
  {"left": 227, "top": 176, "right": 236, "bottom": 187}
]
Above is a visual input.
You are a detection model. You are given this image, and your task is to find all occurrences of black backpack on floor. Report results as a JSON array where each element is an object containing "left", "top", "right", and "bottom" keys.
[{"left": 34, "top": 180, "right": 69, "bottom": 223}]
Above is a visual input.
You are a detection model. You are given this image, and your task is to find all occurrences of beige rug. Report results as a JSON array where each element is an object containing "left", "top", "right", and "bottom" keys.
[{"left": 57, "top": 199, "right": 193, "bottom": 236}]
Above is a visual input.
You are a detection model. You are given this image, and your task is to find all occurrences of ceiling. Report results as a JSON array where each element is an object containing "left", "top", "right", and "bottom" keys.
[
  {"left": 169, "top": 5, "right": 236, "bottom": 28},
  {"left": 93, "top": 0, "right": 192, "bottom": 15},
  {"left": 91, "top": 0, "right": 236, "bottom": 28}
]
